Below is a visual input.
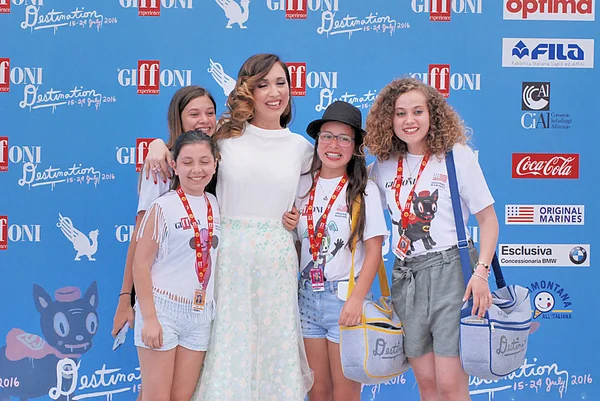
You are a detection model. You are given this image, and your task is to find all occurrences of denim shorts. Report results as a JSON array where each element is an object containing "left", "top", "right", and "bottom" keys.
[
  {"left": 134, "top": 297, "right": 212, "bottom": 352},
  {"left": 391, "top": 243, "right": 479, "bottom": 358},
  {"left": 298, "top": 279, "right": 347, "bottom": 343}
]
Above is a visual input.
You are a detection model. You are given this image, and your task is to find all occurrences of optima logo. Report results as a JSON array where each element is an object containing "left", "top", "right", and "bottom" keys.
[{"left": 504, "top": 0, "right": 595, "bottom": 21}]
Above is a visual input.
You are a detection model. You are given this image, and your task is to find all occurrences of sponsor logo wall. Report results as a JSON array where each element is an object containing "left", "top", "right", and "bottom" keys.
[{"left": 0, "top": 1, "right": 597, "bottom": 400}]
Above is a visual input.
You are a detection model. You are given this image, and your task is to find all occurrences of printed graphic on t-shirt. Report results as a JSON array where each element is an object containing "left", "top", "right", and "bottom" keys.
[
  {"left": 300, "top": 213, "right": 345, "bottom": 277},
  {"left": 391, "top": 189, "right": 439, "bottom": 256}
]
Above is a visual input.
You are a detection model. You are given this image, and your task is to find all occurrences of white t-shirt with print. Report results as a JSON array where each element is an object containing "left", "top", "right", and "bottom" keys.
[
  {"left": 138, "top": 190, "right": 221, "bottom": 306},
  {"left": 137, "top": 166, "right": 172, "bottom": 213},
  {"left": 369, "top": 143, "right": 494, "bottom": 259},
  {"left": 295, "top": 175, "right": 388, "bottom": 281}
]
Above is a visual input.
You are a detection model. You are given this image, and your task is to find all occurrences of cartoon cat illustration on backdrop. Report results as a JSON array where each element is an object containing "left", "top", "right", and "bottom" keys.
[
  {"left": 392, "top": 189, "right": 439, "bottom": 255},
  {"left": 0, "top": 282, "right": 99, "bottom": 401}
]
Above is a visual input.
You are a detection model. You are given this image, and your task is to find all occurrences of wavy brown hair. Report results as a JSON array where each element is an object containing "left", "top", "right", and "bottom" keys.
[
  {"left": 365, "top": 77, "right": 467, "bottom": 161},
  {"left": 166, "top": 86, "right": 217, "bottom": 149},
  {"left": 215, "top": 54, "right": 293, "bottom": 140},
  {"left": 303, "top": 128, "right": 367, "bottom": 250}
]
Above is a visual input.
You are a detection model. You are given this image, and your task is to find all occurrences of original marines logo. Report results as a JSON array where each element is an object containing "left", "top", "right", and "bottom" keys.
[
  {"left": 11, "top": 0, "right": 118, "bottom": 34},
  {"left": 287, "top": 62, "right": 377, "bottom": 111},
  {"left": 266, "top": 0, "right": 410, "bottom": 38},
  {"left": 528, "top": 280, "right": 572, "bottom": 320}
]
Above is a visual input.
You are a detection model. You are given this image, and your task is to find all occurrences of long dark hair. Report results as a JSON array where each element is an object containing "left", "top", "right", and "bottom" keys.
[
  {"left": 170, "top": 130, "right": 220, "bottom": 191},
  {"left": 304, "top": 128, "right": 367, "bottom": 250}
]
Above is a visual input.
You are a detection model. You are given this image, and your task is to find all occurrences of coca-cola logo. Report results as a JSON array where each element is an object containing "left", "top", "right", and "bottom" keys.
[{"left": 512, "top": 153, "right": 579, "bottom": 179}]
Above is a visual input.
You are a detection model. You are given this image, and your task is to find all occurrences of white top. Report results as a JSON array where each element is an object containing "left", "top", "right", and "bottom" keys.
[
  {"left": 138, "top": 190, "right": 221, "bottom": 307},
  {"left": 295, "top": 176, "right": 388, "bottom": 281},
  {"left": 137, "top": 166, "right": 172, "bottom": 212},
  {"left": 216, "top": 123, "right": 314, "bottom": 219},
  {"left": 369, "top": 143, "right": 494, "bottom": 258}
]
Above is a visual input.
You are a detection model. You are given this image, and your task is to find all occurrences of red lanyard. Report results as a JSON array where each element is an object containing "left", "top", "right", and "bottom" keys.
[
  {"left": 306, "top": 172, "right": 348, "bottom": 263},
  {"left": 394, "top": 154, "right": 430, "bottom": 229},
  {"left": 176, "top": 188, "right": 213, "bottom": 289}
]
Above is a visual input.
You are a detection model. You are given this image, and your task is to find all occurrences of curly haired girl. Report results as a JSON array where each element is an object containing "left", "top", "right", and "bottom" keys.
[{"left": 366, "top": 77, "right": 499, "bottom": 401}]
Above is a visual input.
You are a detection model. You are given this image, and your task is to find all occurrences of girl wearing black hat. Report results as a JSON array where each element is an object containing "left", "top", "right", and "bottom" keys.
[{"left": 294, "top": 101, "right": 388, "bottom": 401}]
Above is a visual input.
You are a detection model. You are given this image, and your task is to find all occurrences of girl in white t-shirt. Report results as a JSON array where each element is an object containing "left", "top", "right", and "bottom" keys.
[
  {"left": 295, "top": 101, "right": 387, "bottom": 401},
  {"left": 133, "top": 130, "right": 220, "bottom": 401},
  {"left": 112, "top": 86, "right": 218, "bottom": 342},
  {"left": 365, "top": 77, "right": 499, "bottom": 401}
]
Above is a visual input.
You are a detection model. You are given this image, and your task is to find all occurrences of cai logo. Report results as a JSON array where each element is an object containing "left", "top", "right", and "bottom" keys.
[
  {"left": 520, "top": 82, "right": 573, "bottom": 129},
  {"left": 504, "top": 0, "right": 595, "bottom": 21},
  {"left": 410, "top": 64, "right": 481, "bottom": 98},
  {"left": 0, "top": 58, "right": 44, "bottom": 93},
  {"left": 115, "top": 138, "right": 154, "bottom": 172},
  {"left": 117, "top": 61, "right": 192, "bottom": 95},
  {"left": 118, "top": 0, "right": 193, "bottom": 16},
  {"left": 512, "top": 153, "right": 579, "bottom": 179},
  {"left": 57, "top": 214, "right": 99, "bottom": 261},
  {"left": 411, "top": 0, "right": 483, "bottom": 21},
  {"left": 522, "top": 82, "right": 550, "bottom": 110},
  {"left": 0, "top": 215, "right": 42, "bottom": 250},
  {"left": 502, "top": 38, "right": 595, "bottom": 68},
  {"left": 529, "top": 280, "right": 572, "bottom": 320},
  {"left": 569, "top": 246, "right": 587, "bottom": 265}
]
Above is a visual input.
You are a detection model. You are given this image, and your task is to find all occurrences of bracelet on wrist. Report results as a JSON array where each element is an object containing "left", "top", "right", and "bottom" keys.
[
  {"left": 472, "top": 272, "right": 489, "bottom": 282},
  {"left": 119, "top": 292, "right": 132, "bottom": 297}
]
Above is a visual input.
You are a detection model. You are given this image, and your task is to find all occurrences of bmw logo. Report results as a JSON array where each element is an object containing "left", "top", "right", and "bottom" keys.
[{"left": 569, "top": 246, "right": 587, "bottom": 265}]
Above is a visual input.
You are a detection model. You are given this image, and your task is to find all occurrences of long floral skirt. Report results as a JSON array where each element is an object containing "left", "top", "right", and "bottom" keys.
[{"left": 194, "top": 216, "right": 313, "bottom": 401}]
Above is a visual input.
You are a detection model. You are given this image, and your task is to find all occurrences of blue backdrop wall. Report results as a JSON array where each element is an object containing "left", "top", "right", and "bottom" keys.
[{"left": 0, "top": 1, "right": 597, "bottom": 400}]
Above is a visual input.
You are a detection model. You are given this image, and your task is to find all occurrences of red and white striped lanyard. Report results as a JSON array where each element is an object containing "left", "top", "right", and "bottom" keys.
[{"left": 394, "top": 154, "right": 430, "bottom": 230}]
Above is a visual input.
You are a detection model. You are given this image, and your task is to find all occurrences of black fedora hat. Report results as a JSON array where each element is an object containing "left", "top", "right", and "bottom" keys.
[{"left": 306, "top": 101, "right": 366, "bottom": 140}]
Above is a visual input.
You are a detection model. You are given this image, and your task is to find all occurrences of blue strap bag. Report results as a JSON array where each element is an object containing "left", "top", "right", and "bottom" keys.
[{"left": 446, "top": 150, "right": 533, "bottom": 380}]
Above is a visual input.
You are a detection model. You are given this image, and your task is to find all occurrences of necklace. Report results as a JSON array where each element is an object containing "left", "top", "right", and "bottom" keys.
[
  {"left": 317, "top": 179, "right": 329, "bottom": 201},
  {"left": 404, "top": 155, "right": 424, "bottom": 179}
]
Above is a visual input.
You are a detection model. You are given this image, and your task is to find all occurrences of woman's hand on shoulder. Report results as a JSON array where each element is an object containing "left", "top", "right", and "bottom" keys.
[
  {"left": 282, "top": 206, "right": 300, "bottom": 231},
  {"left": 144, "top": 139, "right": 172, "bottom": 183}
]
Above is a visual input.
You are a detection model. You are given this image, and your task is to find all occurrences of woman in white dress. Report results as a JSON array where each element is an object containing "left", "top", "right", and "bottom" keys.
[{"left": 144, "top": 53, "right": 314, "bottom": 400}]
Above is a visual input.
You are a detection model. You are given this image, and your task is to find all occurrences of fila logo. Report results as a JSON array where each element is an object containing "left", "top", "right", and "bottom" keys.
[
  {"left": 115, "top": 138, "right": 154, "bottom": 172},
  {"left": 118, "top": 0, "right": 193, "bottom": 15},
  {"left": 411, "top": 0, "right": 483, "bottom": 21},
  {"left": 117, "top": 61, "right": 192, "bottom": 94},
  {"left": 287, "top": 62, "right": 338, "bottom": 97},
  {"left": 0, "top": 58, "right": 44, "bottom": 93},
  {"left": 0, "top": 137, "right": 43, "bottom": 172},
  {"left": 410, "top": 64, "right": 481, "bottom": 97},
  {"left": 115, "top": 224, "right": 136, "bottom": 242},
  {"left": 0, "top": 216, "right": 42, "bottom": 249}
]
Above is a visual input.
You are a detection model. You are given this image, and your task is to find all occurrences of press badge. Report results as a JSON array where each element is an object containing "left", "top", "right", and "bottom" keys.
[
  {"left": 394, "top": 234, "right": 411, "bottom": 260},
  {"left": 192, "top": 289, "right": 206, "bottom": 312},
  {"left": 310, "top": 267, "right": 325, "bottom": 292}
]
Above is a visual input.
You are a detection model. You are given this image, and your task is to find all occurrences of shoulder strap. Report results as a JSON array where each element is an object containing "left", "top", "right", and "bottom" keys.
[
  {"left": 445, "top": 150, "right": 505, "bottom": 289},
  {"left": 347, "top": 197, "right": 390, "bottom": 298}
]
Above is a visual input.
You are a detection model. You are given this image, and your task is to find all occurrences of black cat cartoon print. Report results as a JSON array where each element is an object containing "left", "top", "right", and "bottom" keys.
[
  {"left": 301, "top": 215, "right": 344, "bottom": 278},
  {"left": 392, "top": 189, "right": 439, "bottom": 255}
]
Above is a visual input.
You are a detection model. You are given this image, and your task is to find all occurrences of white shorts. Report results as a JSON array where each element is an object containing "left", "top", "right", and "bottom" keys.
[{"left": 134, "top": 297, "right": 212, "bottom": 352}]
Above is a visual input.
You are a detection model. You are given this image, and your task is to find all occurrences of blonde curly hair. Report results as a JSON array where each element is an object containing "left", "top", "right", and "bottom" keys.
[
  {"left": 365, "top": 77, "right": 467, "bottom": 161},
  {"left": 215, "top": 54, "right": 293, "bottom": 140}
]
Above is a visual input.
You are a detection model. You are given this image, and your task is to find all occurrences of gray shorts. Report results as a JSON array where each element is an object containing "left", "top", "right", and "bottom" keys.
[{"left": 391, "top": 243, "right": 478, "bottom": 358}]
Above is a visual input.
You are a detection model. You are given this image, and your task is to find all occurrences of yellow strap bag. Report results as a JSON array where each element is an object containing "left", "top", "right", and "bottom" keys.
[{"left": 339, "top": 197, "right": 410, "bottom": 384}]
